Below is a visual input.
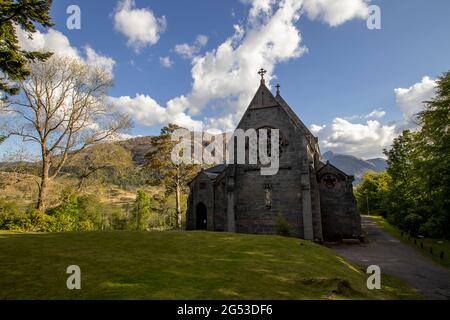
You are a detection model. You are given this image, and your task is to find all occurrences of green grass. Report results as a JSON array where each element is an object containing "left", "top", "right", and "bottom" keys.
[
  {"left": 367, "top": 216, "right": 450, "bottom": 269},
  {"left": 0, "top": 231, "right": 422, "bottom": 300}
]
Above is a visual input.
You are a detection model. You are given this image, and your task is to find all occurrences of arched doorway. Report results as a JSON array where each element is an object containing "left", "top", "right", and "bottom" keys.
[{"left": 196, "top": 202, "right": 207, "bottom": 230}]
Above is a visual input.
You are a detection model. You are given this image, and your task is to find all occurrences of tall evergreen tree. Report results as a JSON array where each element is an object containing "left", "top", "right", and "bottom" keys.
[
  {"left": 145, "top": 124, "right": 200, "bottom": 229},
  {"left": 0, "top": 0, "right": 53, "bottom": 95}
]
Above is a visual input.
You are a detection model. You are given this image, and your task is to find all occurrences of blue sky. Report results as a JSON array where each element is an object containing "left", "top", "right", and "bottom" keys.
[{"left": 2, "top": 0, "right": 450, "bottom": 159}]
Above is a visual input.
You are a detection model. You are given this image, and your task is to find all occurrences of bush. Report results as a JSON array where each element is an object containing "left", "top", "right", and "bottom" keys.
[
  {"left": 47, "top": 194, "right": 108, "bottom": 232},
  {"left": 420, "top": 216, "right": 445, "bottom": 238},
  {"left": 131, "top": 190, "right": 152, "bottom": 231},
  {"left": 276, "top": 214, "right": 293, "bottom": 237},
  {"left": 404, "top": 213, "right": 423, "bottom": 236}
]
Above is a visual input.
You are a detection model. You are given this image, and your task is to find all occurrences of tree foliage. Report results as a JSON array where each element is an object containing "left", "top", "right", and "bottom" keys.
[
  {"left": 0, "top": 0, "right": 53, "bottom": 95},
  {"left": 144, "top": 124, "right": 200, "bottom": 229},
  {"left": 355, "top": 171, "right": 391, "bottom": 216},
  {"left": 132, "top": 190, "right": 152, "bottom": 231},
  {"left": 358, "top": 70, "right": 450, "bottom": 238}
]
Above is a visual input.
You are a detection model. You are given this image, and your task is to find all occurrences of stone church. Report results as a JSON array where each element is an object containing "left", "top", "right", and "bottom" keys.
[{"left": 186, "top": 70, "right": 362, "bottom": 241}]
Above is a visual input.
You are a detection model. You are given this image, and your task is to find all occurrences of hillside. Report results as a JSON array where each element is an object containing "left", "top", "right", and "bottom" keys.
[
  {"left": 323, "top": 151, "right": 387, "bottom": 183},
  {"left": 117, "top": 136, "right": 155, "bottom": 165},
  {"left": 0, "top": 231, "right": 420, "bottom": 300}
]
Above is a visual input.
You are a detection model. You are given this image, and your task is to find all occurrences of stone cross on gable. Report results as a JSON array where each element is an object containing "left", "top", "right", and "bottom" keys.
[{"left": 258, "top": 68, "right": 267, "bottom": 84}]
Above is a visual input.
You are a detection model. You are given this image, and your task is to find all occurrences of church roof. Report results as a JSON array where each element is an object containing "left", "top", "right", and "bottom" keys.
[
  {"left": 275, "top": 92, "right": 320, "bottom": 152},
  {"left": 239, "top": 80, "right": 320, "bottom": 153},
  {"left": 317, "top": 160, "right": 354, "bottom": 180},
  {"left": 205, "top": 164, "right": 227, "bottom": 174}
]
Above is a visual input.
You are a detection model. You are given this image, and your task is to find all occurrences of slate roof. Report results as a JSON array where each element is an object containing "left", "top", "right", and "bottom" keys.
[
  {"left": 238, "top": 82, "right": 320, "bottom": 153},
  {"left": 205, "top": 164, "right": 227, "bottom": 174}
]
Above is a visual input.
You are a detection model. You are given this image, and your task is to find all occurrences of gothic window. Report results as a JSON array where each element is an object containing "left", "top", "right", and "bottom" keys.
[
  {"left": 322, "top": 174, "right": 337, "bottom": 189},
  {"left": 199, "top": 182, "right": 207, "bottom": 190},
  {"left": 257, "top": 127, "right": 286, "bottom": 160}
]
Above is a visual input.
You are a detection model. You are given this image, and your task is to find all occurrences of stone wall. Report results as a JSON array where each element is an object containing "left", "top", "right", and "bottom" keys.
[
  {"left": 234, "top": 104, "right": 314, "bottom": 238},
  {"left": 187, "top": 173, "right": 216, "bottom": 231},
  {"left": 318, "top": 164, "right": 362, "bottom": 241}
]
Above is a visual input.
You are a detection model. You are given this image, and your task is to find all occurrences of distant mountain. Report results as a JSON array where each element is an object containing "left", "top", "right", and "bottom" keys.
[
  {"left": 117, "top": 136, "right": 155, "bottom": 165},
  {"left": 366, "top": 158, "right": 388, "bottom": 172},
  {"left": 322, "top": 151, "right": 387, "bottom": 184}
]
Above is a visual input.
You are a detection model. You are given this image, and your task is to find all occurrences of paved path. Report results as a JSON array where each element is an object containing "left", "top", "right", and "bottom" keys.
[{"left": 331, "top": 216, "right": 450, "bottom": 300}]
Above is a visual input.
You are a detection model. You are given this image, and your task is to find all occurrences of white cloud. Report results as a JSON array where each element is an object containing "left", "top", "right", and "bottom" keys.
[
  {"left": 108, "top": 0, "right": 370, "bottom": 134},
  {"left": 302, "top": 0, "right": 369, "bottom": 27},
  {"left": 365, "top": 108, "right": 386, "bottom": 119},
  {"left": 164, "top": 0, "right": 370, "bottom": 132},
  {"left": 310, "top": 75, "right": 439, "bottom": 159},
  {"left": 344, "top": 108, "right": 387, "bottom": 121},
  {"left": 174, "top": 35, "right": 209, "bottom": 59},
  {"left": 316, "top": 118, "right": 397, "bottom": 159},
  {"left": 159, "top": 56, "right": 174, "bottom": 68},
  {"left": 114, "top": 0, "right": 167, "bottom": 53},
  {"left": 85, "top": 46, "right": 116, "bottom": 76},
  {"left": 310, "top": 124, "right": 326, "bottom": 135},
  {"left": 395, "top": 76, "right": 437, "bottom": 122},
  {"left": 16, "top": 27, "right": 79, "bottom": 58},
  {"left": 108, "top": 94, "right": 203, "bottom": 131},
  {"left": 16, "top": 27, "right": 116, "bottom": 76}
]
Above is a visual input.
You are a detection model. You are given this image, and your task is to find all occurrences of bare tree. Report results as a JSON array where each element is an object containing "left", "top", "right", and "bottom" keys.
[{"left": 5, "top": 56, "right": 131, "bottom": 211}]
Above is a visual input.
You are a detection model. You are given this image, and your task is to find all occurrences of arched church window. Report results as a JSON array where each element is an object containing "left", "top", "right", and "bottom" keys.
[
  {"left": 322, "top": 174, "right": 338, "bottom": 189},
  {"left": 257, "top": 127, "right": 286, "bottom": 160}
]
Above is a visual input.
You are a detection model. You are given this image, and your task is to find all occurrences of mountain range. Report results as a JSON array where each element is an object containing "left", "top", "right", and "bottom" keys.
[{"left": 322, "top": 151, "right": 387, "bottom": 184}]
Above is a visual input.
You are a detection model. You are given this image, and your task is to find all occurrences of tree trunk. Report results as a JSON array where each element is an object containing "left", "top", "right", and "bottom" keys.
[
  {"left": 37, "top": 158, "right": 50, "bottom": 211},
  {"left": 77, "top": 176, "right": 86, "bottom": 191},
  {"left": 175, "top": 181, "right": 182, "bottom": 230}
]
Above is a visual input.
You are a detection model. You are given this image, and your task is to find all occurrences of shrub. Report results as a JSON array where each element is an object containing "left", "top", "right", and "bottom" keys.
[
  {"left": 47, "top": 194, "right": 109, "bottom": 232},
  {"left": 404, "top": 213, "right": 423, "bottom": 236},
  {"left": 276, "top": 213, "right": 293, "bottom": 237},
  {"left": 420, "top": 216, "right": 445, "bottom": 238},
  {"left": 131, "top": 190, "right": 152, "bottom": 231}
]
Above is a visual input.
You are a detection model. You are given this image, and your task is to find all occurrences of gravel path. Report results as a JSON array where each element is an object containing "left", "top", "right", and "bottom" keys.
[{"left": 331, "top": 216, "right": 450, "bottom": 300}]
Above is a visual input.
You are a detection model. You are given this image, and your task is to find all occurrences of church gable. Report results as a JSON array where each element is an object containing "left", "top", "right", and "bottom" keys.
[
  {"left": 248, "top": 83, "right": 279, "bottom": 110},
  {"left": 317, "top": 161, "right": 354, "bottom": 182}
]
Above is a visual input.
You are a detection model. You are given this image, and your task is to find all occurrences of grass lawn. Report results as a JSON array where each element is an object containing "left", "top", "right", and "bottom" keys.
[
  {"left": 367, "top": 216, "right": 450, "bottom": 269},
  {"left": 0, "top": 231, "right": 422, "bottom": 300}
]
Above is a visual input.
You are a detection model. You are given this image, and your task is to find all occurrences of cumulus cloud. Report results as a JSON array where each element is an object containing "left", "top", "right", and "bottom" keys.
[
  {"left": 16, "top": 27, "right": 79, "bottom": 58},
  {"left": 108, "top": 94, "right": 203, "bottom": 131},
  {"left": 315, "top": 118, "right": 397, "bottom": 159},
  {"left": 85, "top": 46, "right": 116, "bottom": 76},
  {"left": 310, "top": 124, "right": 326, "bottom": 135},
  {"left": 16, "top": 27, "right": 116, "bottom": 76},
  {"left": 162, "top": 0, "right": 370, "bottom": 132},
  {"left": 110, "top": 0, "right": 371, "bottom": 133},
  {"left": 310, "top": 76, "right": 438, "bottom": 159},
  {"left": 174, "top": 35, "right": 209, "bottom": 59},
  {"left": 395, "top": 76, "right": 437, "bottom": 122},
  {"left": 114, "top": 0, "right": 167, "bottom": 53},
  {"left": 159, "top": 56, "right": 174, "bottom": 68},
  {"left": 302, "top": 0, "right": 370, "bottom": 27}
]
